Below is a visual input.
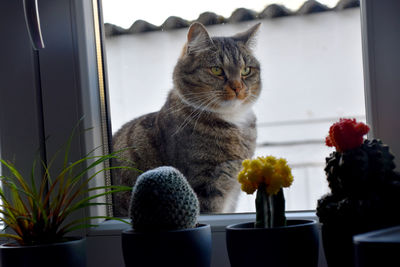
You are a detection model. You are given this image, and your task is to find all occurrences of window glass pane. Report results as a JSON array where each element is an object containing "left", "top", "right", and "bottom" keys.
[{"left": 103, "top": 0, "right": 365, "bottom": 215}]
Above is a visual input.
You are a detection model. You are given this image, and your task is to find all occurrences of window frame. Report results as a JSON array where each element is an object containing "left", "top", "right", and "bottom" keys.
[{"left": 1, "top": 0, "right": 399, "bottom": 266}]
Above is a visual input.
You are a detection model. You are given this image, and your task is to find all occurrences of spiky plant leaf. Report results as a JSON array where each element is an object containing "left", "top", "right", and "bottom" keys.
[{"left": 0, "top": 129, "right": 135, "bottom": 246}]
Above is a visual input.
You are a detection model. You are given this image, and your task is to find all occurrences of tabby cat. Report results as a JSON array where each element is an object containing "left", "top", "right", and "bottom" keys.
[{"left": 112, "top": 22, "right": 261, "bottom": 217}]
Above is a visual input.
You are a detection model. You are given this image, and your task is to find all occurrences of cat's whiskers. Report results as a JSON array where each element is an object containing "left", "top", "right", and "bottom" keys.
[
  {"left": 164, "top": 94, "right": 211, "bottom": 115},
  {"left": 182, "top": 91, "right": 217, "bottom": 96},
  {"left": 247, "top": 93, "right": 260, "bottom": 104},
  {"left": 191, "top": 97, "right": 221, "bottom": 133},
  {"left": 164, "top": 101, "right": 189, "bottom": 115},
  {"left": 165, "top": 91, "right": 218, "bottom": 115},
  {"left": 165, "top": 92, "right": 223, "bottom": 128},
  {"left": 172, "top": 94, "right": 217, "bottom": 135},
  {"left": 183, "top": 92, "right": 221, "bottom": 111}
]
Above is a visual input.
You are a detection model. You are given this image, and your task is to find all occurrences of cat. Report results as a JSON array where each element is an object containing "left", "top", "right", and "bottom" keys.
[{"left": 112, "top": 22, "right": 261, "bottom": 217}]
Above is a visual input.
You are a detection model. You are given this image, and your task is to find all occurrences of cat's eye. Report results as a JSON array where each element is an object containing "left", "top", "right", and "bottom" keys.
[
  {"left": 210, "top": 67, "right": 224, "bottom": 76},
  {"left": 241, "top": 67, "right": 251, "bottom": 76}
]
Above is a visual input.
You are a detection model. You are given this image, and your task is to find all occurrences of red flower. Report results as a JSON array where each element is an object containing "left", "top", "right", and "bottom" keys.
[{"left": 326, "top": 118, "right": 370, "bottom": 152}]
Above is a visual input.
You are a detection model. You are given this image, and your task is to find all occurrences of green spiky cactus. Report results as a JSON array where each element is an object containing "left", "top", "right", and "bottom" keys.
[
  {"left": 255, "top": 187, "right": 286, "bottom": 228},
  {"left": 317, "top": 119, "right": 400, "bottom": 267},
  {"left": 324, "top": 139, "right": 396, "bottom": 197},
  {"left": 317, "top": 139, "right": 400, "bottom": 229},
  {"left": 317, "top": 119, "right": 400, "bottom": 234},
  {"left": 129, "top": 166, "right": 199, "bottom": 231}
]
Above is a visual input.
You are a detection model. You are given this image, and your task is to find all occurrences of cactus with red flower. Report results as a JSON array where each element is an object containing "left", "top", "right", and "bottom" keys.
[{"left": 317, "top": 118, "right": 400, "bottom": 265}]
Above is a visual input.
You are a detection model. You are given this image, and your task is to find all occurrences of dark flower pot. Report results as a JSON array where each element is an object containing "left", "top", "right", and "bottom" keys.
[
  {"left": 321, "top": 223, "right": 356, "bottom": 267},
  {"left": 226, "top": 219, "right": 319, "bottom": 267},
  {"left": 353, "top": 225, "right": 400, "bottom": 267},
  {"left": 121, "top": 223, "right": 212, "bottom": 267},
  {"left": 321, "top": 222, "right": 397, "bottom": 267},
  {"left": 0, "top": 237, "right": 86, "bottom": 267}
]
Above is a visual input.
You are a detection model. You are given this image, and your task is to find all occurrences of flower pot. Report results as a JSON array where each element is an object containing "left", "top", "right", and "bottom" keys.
[
  {"left": 121, "top": 223, "right": 212, "bottom": 267},
  {"left": 0, "top": 237, "right": 86, "bottom": 267},
  {"left": 353, "top": 225, "right": 400, "bottom": 267},
  {"left": 226, "top": 219, "right": 319, "bottom": 267},
  {"left": 321, "top": 223, "right": 356, "bottom": 267}
]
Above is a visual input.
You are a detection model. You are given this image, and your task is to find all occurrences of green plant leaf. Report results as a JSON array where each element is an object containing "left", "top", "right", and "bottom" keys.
[
  {"left": 0, "top": 233, "right": 23, "bottom": 242},
  {"left": 59, "top": 215, "right": 130, "bottom": 235},
  {"left": 0, "top": 122, "right": 139, "bottom": 245}
]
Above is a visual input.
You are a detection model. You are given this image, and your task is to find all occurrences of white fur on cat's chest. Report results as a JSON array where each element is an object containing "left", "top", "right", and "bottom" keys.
[
  {"left": 219, "top": 112, "right": 255, "bottom": 128},
  {"left": 217, "top": 100, "right": 256, "bottom": 128}
]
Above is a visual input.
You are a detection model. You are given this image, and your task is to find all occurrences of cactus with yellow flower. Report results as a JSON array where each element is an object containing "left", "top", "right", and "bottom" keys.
[{"left": 238, "top": 156, "right": 293, "bottom": 228}]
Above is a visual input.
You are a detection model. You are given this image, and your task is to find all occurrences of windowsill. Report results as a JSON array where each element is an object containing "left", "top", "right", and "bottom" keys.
[{"left": 87, "top": 211, "right": 319, "bottom": 236}]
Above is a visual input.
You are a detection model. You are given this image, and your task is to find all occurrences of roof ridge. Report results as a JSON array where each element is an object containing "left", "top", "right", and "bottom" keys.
[{"left": 104, "top": 0, "right": 360, "bottom": 37}]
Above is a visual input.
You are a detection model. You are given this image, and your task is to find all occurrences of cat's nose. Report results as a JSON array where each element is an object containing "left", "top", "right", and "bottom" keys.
[{"left": 229, "top": 80, "right": 244, "bottom": 95}]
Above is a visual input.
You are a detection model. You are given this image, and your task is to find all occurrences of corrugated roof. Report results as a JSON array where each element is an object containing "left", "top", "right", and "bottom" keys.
[{"left": 104, "top": 0, "right": 360, "bottom": 37}]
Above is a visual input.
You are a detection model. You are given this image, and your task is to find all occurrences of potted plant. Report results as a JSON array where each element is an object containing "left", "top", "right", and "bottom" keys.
[
  {"left": 121, "top": 166, "right": 212, "bottom": 267},
  {"left": 317, "top": 118, "right": 400, "bottom": 267},
  {"left": 0, "top": 130, "right": 132, "bottom": 267},
  {"left": 226, "top": 156, "right": 319, "bottom": 267}
]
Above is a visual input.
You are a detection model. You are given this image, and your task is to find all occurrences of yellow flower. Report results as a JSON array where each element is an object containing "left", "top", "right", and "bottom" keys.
[
  {"left": 237, "top": 156, "right": 293, "bottom": 195},
  {"left": 241, "top": 181, "right": 257, "bottom": 194},
  {"left": 242, "top": 159, "right": 251, "bottom": 169},
  {"left": 265, "top": 174, "right": 279, "bottom": 195}
]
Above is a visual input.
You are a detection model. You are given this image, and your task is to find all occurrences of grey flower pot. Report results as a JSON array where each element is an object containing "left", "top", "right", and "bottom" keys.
[
  {"left": 354, "top": 225, "right": 400, "bottom": 267},
  {"left": 121, "top": 223, "right": 212, "bottom": 267},
  {"left": 321, "top": 223, "right": 355, "bottom": 267},
  {"left": 226, "top": 219, "right": 319, "bottom": 267},
  {"left": 0, "top": 237, "right": 86, "bottom": 267}
]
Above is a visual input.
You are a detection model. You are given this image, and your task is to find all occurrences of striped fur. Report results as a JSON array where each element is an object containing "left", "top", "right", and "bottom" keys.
[{"left": 112, "top": 22, "right": 261, "bottom": 216}]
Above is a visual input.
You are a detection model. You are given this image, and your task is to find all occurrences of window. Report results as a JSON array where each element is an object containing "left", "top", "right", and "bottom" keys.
[
  {"left": 0, "top": 0, "right": 113, "bottom": 228},
  {"left": 103, "top": 0, "right": 365, "bottom": 213},
  {"left": 1, "top": 1, "right": 400, "bottom": 266}
]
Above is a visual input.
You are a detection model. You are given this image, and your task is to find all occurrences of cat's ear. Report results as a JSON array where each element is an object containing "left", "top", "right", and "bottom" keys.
[
  {"left": 186, "top": 22, "right": 214, "bottom": 55},
  {"left": 233, "top": 23, "right": 261, "bottom": 48}
]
